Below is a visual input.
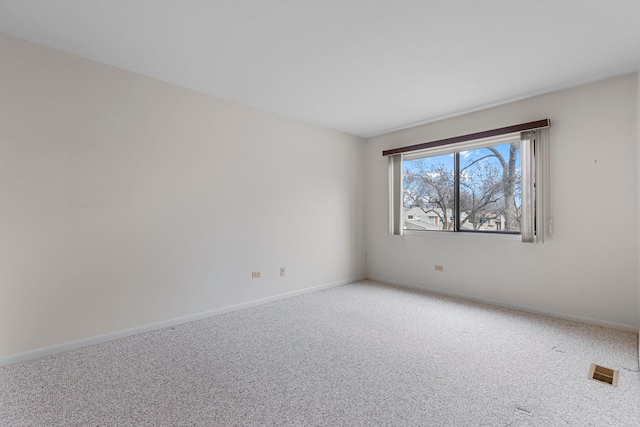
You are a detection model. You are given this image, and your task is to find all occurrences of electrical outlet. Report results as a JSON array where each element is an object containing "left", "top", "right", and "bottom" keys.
[
  {"left": 251, "top": 271, "right": 261, "bottom": 279},
  {"left": 280, "top": 267, "right": 286, "bottom": 277},
  {"left": 435, "top": 265, "right": 444, "bottom": 272}
]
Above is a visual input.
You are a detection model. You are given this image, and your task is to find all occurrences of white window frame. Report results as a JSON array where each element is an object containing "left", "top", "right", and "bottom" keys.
[{"left": 388, "top": 127, "right": 550, "bottom": 243}]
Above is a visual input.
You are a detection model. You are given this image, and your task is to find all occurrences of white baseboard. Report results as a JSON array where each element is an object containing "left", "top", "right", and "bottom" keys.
[
  {"left": 367, "top": 276, "right": 639, "bottom": 334},
  {"left": 0, "top": 276, "right": 365, "bottom": 367}
]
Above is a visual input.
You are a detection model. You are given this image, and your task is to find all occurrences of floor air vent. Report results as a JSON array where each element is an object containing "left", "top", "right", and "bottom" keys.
[{"left": 588, "top": 364, "right": 618, "bottom": 387}]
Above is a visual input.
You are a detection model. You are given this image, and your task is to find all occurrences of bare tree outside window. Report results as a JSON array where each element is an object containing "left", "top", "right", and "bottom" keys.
[{"left": 402, "top": 142, "right": 521, "bottom": 233}]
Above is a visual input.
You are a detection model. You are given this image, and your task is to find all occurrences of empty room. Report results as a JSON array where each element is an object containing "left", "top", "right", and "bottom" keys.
[{"left": 1, "top": 1, "right": 640, "bottom": 426}]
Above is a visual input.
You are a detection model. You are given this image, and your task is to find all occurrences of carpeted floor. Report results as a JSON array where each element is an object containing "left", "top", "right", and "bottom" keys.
[{"left": 1, "top": 280, "right": 639, "bottom": 426}]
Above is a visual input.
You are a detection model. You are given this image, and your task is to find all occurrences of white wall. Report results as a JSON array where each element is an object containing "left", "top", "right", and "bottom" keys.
[
  {"left": 0, "top": 33, "right": 365, "bottom": 360},
  {"left": 365, "top": 73, "right": 640, "bottom": 330},
  {"left": 1, "top": 31, "right": 637, "bottom": 364}
]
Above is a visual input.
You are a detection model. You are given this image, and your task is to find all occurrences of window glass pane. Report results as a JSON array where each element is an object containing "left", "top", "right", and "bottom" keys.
[
  {"left": 460, "top": 142, "right": 521, "bottom": 232},
  {"left": 403, "top": 153, "right": 455, "bottom": 231},
  {"left": 401, "top": 141, "right": 521, "bottom": 234}
]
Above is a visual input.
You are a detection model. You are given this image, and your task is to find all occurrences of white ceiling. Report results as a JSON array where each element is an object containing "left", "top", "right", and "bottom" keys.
[{"left": 1, "top": 1, "right": 639, "bottom": 137}]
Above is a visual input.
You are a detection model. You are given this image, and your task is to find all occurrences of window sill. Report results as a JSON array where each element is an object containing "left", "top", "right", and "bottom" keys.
[{"left": 401, "top": 229, "right": 522, "bottom": 242}]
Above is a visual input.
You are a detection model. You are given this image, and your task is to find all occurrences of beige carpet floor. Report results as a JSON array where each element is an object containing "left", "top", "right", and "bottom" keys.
[{"left": 1, "top": 280, "right": 638, "bottom": 426}]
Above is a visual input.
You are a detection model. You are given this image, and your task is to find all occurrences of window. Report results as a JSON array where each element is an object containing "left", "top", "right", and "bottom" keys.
[
  {"left": 385, "top": 120, "right": 550, "bottom": 243},
  {"left": 403, "top": 140, "right": 521, "bottom": 234}
]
